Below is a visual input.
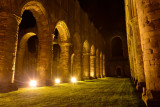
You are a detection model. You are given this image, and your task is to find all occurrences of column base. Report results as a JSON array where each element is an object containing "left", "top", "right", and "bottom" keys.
[
  {"left": 83, "top": 77, "right": 91, "bottom": 80},
  {"left": 130, "top": 77, "right": 135, "bottom": 82},
  {"left": 91, "top": 77, "right": 97, "bottom": 79},
  {"left": 136, "top": 82, "right": 146, "bottom": 93},
  {"left": 0, "top": 83, "right": 18, "bottom": 93},
  {"left": 45, "top": 79, "right": 53, "bottom": 86},
  {"left": 37, "top": 79, "right": 52, "bottom": 87},
  {"left": 142, "top": 90, "right": 160, "bottom": 107},
  {"left": 134, "top": 79, "right": 138, "bottom": 85},
  {"left": 61, "top": 78, "right": 70, "bottom": 83}
]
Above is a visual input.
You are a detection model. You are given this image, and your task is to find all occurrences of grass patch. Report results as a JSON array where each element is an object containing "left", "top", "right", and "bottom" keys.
[{"left": 0, "top": 77, "right": 145, "bottom": 107}]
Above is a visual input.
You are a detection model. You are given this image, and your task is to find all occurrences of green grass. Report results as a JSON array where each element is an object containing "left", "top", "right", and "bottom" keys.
[{"left": 0, "top": 77, "right": 145, "bottom": 107}]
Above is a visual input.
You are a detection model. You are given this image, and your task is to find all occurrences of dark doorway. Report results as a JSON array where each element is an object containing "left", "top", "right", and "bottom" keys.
[{"left": 116, "top": 68, "right": 121, "bottom": 76}]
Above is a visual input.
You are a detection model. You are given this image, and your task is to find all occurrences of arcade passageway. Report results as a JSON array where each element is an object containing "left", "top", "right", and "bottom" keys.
[{"left": 1, "top": 0, "right": 160, "bottom": 106}]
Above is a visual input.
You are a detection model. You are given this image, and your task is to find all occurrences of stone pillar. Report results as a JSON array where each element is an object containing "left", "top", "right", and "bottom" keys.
[
  {"left": 82, "top": 52, "right": 90, "bottom": 80},
  {"left": 59, "top": 43, "right": 71, "bottom": 82},
  {"left": 37, "top": 39, "right": 52, "bottom": 86},
  {"left": 125, "top": 0, "right": 138, "bottom": 82},
  {"left": 0, "top": 12, "right": 21, "bottom": 92},
  {"left": 132, "top": 28, "right": 138, "bottom": 85},
  {"left": 131, "top": 17, "right": 145, "bottom": 92},
  {"left": 90, "top": 55, "right": 96, "bottom": 78},
  {"left": 100, "top": 54, "right": 103, "bottom": 78},
  {"left": 96, "top": 53, "right": 100, "bottom": 78},
  {"left": 136, "top": 0, "right": 160, "bottom": 106},
  {"left": 74, "top": 50, "right": 82, "bottom": 81},
  {"left": 103, "top": 55, "right": 106, "bottom": 77}
]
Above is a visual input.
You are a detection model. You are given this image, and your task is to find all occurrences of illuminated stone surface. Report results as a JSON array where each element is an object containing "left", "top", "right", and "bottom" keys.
[
  {"left": 0, "top": 0, "right": 105, "bottom": 92},
  {"left": 125, "top": 0, "right": 160, "bottom": 106}
]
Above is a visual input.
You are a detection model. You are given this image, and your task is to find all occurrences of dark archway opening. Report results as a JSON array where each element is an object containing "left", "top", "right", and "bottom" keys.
[
  {"left": 19, "top": 10, "right": 36, "bottom": 30},
  {"left": 24, "top": 36, "right": 38, "bottom": 81},
  {"left": 15, "top": 10, "right": 38, "bottom": 87},
  {"left": 112, "top": 37, "right": 123, "bottom": 57},
  {"left": 54, "top": 28, "right": 59, "bottom": 39},
  {"left": 116, "top": 68, "right": 121, "bottom": 76},
  {"left": 52, "top": 44, "right": 61, "bottom": 80}
]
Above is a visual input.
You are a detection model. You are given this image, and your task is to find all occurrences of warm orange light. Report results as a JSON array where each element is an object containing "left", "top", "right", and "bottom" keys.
[
  {"left": 55, "top": 78, "right": 60, "bottom": 84},
  {"left": 71, "top": 77, "right": 77, "bottom": 83},
  {"left": 29, "top": 80, "right": 37, "bottom": 87}
]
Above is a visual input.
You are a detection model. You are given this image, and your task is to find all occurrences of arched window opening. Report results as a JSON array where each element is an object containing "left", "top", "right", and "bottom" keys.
[{"left": 112, "top": 37, "right": 123, "bottom": 57}]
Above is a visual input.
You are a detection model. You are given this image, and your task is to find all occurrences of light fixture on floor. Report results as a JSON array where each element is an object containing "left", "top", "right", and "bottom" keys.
[
  {"left": 29, "top": 80, "right": 37, "bottom": 87},
  {"left": 71, "top": 77, "right": 77, "bottom": 83},
  {"left": 55, "top": 78, "right": 60, "bottom": 84}
]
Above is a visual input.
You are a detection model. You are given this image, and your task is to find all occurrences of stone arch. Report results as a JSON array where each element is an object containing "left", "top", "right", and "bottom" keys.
[
  {"left": 90, "top": 45, "right": 96, "bottom": 78},
  {"left": 16, "top": 32, "right": 38, "bottom": 86},
  {"left": 90, "top": 45, "right": 96, "bottom": 56},
  {"left": 100, "top": 52, "right": 103, "bottom": 78},
  {"left": 55, "top": 20, "right": 70, "bottom": 42},
  {"left": 83, "top": 40, "right": 90, "bottom": 53},
  {"left": 72, "top": 32, "right": 82, "bottom": 80},
  {"left": 53, "top": 21, "right": 71, "bottom": 82},
  {"left": 111, "top": 36, "right": 123, "bottom": 57},
  {"left": 82, "top": 40, "right": 90, "bottom": 80},
  {"left": 16, "top": 1, "right": 52, "bottom": 86},
  {"left": 96, "top": 49, "right": 100, "bottom": 78}
]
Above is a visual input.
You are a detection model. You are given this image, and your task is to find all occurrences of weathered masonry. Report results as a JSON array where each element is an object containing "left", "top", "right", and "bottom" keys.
[
  {"left": 125, "top": 0, "right": 160, "bottom": 106},
  {"left": 0, "top": 0, "right": 106, "bottom": 92}
]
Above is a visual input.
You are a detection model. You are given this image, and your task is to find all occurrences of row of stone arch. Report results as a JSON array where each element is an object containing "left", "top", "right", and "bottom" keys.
[{"left": 0, "top": 1, "right": 105, "bottom": 92}]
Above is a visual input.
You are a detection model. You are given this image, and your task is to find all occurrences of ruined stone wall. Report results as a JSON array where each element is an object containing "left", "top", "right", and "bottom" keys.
[
  {"left": 105, "top": 34, "right": 130, "bottom": 77},
  {"left": 0, "top": 0, "right": 106, "bottom": 92},
  {"left": 125, "top": 0, "right": 160, "bottom": 106}
]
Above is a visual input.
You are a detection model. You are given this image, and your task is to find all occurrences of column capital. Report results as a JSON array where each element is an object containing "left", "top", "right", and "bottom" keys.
[
  {"left": 90, "top": 55, "right": 96, "bottom": 58},
  {"left": 13, "top": 14, "right": 22, "bottom": 25},
  {"left": 83, "top": 52, "right": 90, "bottom": 55},
  {"left": 59, "top": 42, "right": 72, "bottom": 47}
]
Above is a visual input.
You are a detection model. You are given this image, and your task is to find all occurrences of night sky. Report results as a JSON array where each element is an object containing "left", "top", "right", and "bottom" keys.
[{"left": 78, "top": 0, "right": 126, "bottom": 39}]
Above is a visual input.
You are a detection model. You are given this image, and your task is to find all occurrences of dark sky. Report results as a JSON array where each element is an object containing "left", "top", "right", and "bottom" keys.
[{"left": 78, "top": 0, "right": 126, "bottom": 39}]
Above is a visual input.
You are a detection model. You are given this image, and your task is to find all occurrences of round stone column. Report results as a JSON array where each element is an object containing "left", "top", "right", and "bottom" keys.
[
  {"left": 100, "top": 54, "right": 103, "bottom": 78},
  {"left": 82, "top": 52, "right": 90, "bottom": 80},
  {"left": 96, "top": 53, "right": 100, "bottom": 78},
  {"left": 59, "top": 43, "right": 71, "bottom": 82},
  {"left": 74, "top": 50, "right": 82, "bottom": 81},
  {"left": 136, "top": 0, "right": 160, "bottom": 105},
  {"left": 90, "top": 55, "right": 96, "bottom": 78},
  {"left": 131, "top": 17, "right": 145, "bottom": 92},
  {"left": 103, "top": 55, "right": 106, "bottom": 77}
]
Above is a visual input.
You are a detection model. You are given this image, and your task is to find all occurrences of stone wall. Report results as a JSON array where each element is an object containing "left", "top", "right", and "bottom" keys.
[
  {"left": 0, "top": 0, "right": 106, "bottom": 92},
  {"left": 105, "top": 34, "right": 130, "bottom": 77},
  {"left": 125, "top": 0, "right": 160, "bottom": 106}
]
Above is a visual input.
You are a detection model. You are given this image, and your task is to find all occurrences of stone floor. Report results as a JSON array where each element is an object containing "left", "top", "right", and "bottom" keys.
[{"left": 0, "top": 77, "right": 145, "bottom": 107}]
